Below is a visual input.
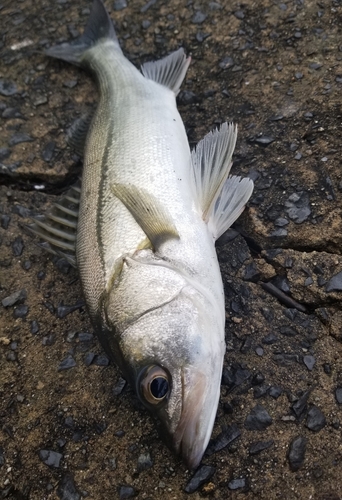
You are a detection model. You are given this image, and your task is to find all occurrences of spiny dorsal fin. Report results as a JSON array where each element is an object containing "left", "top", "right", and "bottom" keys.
[
  {"left": 191, "top": 122, "right": 238, "bottom": 221},
  {"left": 141, "top": 48, "right": 191, "bottom": 95},
  {"left": 111, "top": 183, "right": 179, "bottom": 249},
  {"left": 207, "top": 175, "right": 254, "bottom": 240},
  {"left": 26, "top": 180, "right": 81, "bottom": 267}
]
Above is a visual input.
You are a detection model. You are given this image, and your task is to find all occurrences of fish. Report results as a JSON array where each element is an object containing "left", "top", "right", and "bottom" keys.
[{"left": 29, "top": 0, "right": 254, "bottom": 469}]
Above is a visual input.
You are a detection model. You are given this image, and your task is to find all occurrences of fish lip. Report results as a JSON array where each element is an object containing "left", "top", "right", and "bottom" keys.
[{"left": 172, "top": 369, "right": 219, "bottom": 470}]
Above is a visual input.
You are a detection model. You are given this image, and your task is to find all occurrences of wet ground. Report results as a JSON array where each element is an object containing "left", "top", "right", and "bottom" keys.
[{"left": 1, "top": 0, "right": 342, "bottom": 498}]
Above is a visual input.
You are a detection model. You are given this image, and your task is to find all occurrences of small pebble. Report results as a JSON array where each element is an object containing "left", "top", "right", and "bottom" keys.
[
  {"left": 42, "top": 141, "right": 56, "bottom": 162},
  {"left": 228, "top": 478, "right": 246, "bottom": 490},
  {"left": 253, "top": 385, "right": 268, "bottom": 398},
  {"left": 288, "top": 436, "right": 306, "bottom": 471},
  {"left": 309, "top": 62, "right": 323, "bottom": 70},
  {"left": 255, "top": 346, "right": 264, "bottom": 356},
  {"left": 12, "top": 236, "right": 24, "bottom": 256},
  {"left": 113, "top": 377, "right": 126, "bottom": 396},
  {"left": 219, "top": 56, "right": 234, "bottom": 69},
  {"left": 178, "top": 90, "right": 198, "bottom": 105},
  {"left": 2, "top": 289, "right": 27, "bottom": 307},
  {"left": 244, "top": 405, "right": 272, "bottom": 430},
  {"left": 269, "top": 386, "right": 282, "bottom": 399},
  {"left": 234, "top": 10, "right": 245, "bottom": 19},
  {"left": 84, "top": 353, "right": 95, "bottom": 366},
  {"left": 39, "top": 449, "right": 63, "bottom": 468},
  {"left": 255, "top": 136, "right": 275, "bottom": 146},
  {"left": 58, "top": 356, "right": 76, "bottom": 371},
  {"left": 42, "top": 334, "right": 55, "bottom": 346},
  {"left": 249, "top": 440, "right": 274, "bottom": 455},
  {"left": 137, "top": 452, "right": 153, "bottom": 472},
  {"left": 262, "top": 333, "right": 278, "bottom": 344},
  {"left": 326, "top": 271, "right": 342, "bottom": 292},
  {"left": 113, "top": 0, "right": 127, "bottom": 10},
  {"left": 9, "top": 133, "right": 34, "bottom": 146},
  {"left": 1, "top": 215, "right": 10, "bottom": 229},
  {"left": 323, "top": 363, "right": 331, "bottom": 375},
  {"left": 13, "top": 304, "right": 29, "bottom": 318},
  {"left": 57, "top": 302, "right": 84, "bottom": 318},
  {"left": 0, "top": 79, "right": 17, "bottom": 96},
  {"left": 303, "top": 355, "right": 315, "bottom": 371},
  {"left": 119, "top": 485, "right": 136, "bottom": 499},
  {"left": 292, "top": 390, "right": 310, "bottom": 419},
  {"left": 6, "top": 351, "right": 17, "bottom": 362},
  {"left": 93, "top": 354, "right": 110, "bottom": 366},
  {"left": 206, "top": 424, "right": 241, "bottom": 454},
  {"left": 191, "top": 11, "right": 207, "bottom": 24},
  {"left": 22, "top": 260, "right": 32, "bottom": 270},
  {"left": 57, "top": 474, "right": 80, "bottom": 500},
  {"left": 63, "top": 80, "right": 78, "bottom": 88},
  {"left": 78, "top": 332, "right": 93, "bottom": 342},
  {"left": 306, "top": 406, "right": 326, "bottom": 431},
  {"left": 0, "top": 148, "right": 11, "bottom": 161},
  {"left": 184, "top": 465, "right": 216, "bottom": 493},
  {"left": 335, "top": 387, "right": 342, "bottom": 404},
  {"left": 252, "top": 373, "right": 265, "bottom": 386}
]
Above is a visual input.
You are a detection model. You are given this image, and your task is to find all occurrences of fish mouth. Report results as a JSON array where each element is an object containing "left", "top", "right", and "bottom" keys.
[{"left": 172, "top": 369, "right": 220, "bottom": 470}]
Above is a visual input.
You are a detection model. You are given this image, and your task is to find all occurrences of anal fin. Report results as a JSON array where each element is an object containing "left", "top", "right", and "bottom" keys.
[{"left": 208, "top": 175, "right": 254, "bottom": 240}]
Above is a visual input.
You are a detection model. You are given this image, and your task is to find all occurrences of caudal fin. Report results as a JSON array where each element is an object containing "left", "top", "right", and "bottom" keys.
[{"left": 45, "top": 0, "right": 121, "bottom": 65}]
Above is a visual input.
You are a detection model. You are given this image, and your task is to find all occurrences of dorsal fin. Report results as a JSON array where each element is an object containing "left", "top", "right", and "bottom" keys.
[
  {"left": 26, "top": 181, "right": 81, "bottom": 267},
  {"left": 141, "top": 48, "right": 191, "bottom": 95},
  {"left": 191, "top": 122, "right": 254, "bottom": 240}
]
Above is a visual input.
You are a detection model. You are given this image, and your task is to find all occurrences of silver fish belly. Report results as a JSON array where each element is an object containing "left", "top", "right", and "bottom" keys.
[{"left": 30, "top": 0, "right": 254, "bottom": 469}]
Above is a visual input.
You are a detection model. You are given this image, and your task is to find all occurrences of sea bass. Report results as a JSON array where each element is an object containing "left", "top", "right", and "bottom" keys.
[{"left": 30, "top": 0, "right": 253, "bottom": 469}]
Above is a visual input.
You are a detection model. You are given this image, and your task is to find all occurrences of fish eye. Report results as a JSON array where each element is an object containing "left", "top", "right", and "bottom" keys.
[{"left": 139, "top": 365, "right": 170, "bottom": 405}]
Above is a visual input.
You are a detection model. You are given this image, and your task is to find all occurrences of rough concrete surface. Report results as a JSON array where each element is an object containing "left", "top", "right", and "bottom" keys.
[{"left": 1, "top": 0, "right": 342, "bottom": 499}]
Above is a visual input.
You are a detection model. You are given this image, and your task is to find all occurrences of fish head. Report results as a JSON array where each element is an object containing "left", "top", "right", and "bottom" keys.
[{"left": 107, "top": 258, "right": 225, "bottom": 469}]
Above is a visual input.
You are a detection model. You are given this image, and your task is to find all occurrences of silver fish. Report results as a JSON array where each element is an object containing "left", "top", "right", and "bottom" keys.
[{"left": 30, "top": 0, "right": 253, "bottom": 469}]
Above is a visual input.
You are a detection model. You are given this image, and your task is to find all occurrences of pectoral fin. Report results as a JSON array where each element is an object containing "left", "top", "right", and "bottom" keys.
[{"left": 111, "top": 183, "right": 180, "bottom": 249}]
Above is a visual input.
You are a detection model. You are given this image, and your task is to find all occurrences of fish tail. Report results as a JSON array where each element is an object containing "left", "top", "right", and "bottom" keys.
[{"left": 45, "top": 0, "right": 121, "bottom": 65}]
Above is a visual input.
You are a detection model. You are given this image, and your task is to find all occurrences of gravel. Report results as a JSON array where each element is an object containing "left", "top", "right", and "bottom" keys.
[
  {"left": 244, "top": 405, "right": 273, "bottom": 430},
  {"left": 288, "top": 436, "right": 307, "bottom": 471},
  {"left": 184, "top": 465, "right": 216, "bottom": 493},
  {"left": 2, "top": 289, "right": 27, "bottom": 307},
  {"left": 57, "top": 475, "right": 80, "bottom": 500},
  {"left": 39, "top": 449, "right": 63, "bottom": 468},
  {"left": 306, "top": 406, "right": 326, "bottom": 432}
]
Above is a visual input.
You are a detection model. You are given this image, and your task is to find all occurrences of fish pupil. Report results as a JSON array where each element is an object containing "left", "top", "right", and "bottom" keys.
[{"left": 150, "top": 377, "right": 168, "bottom": 399}]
